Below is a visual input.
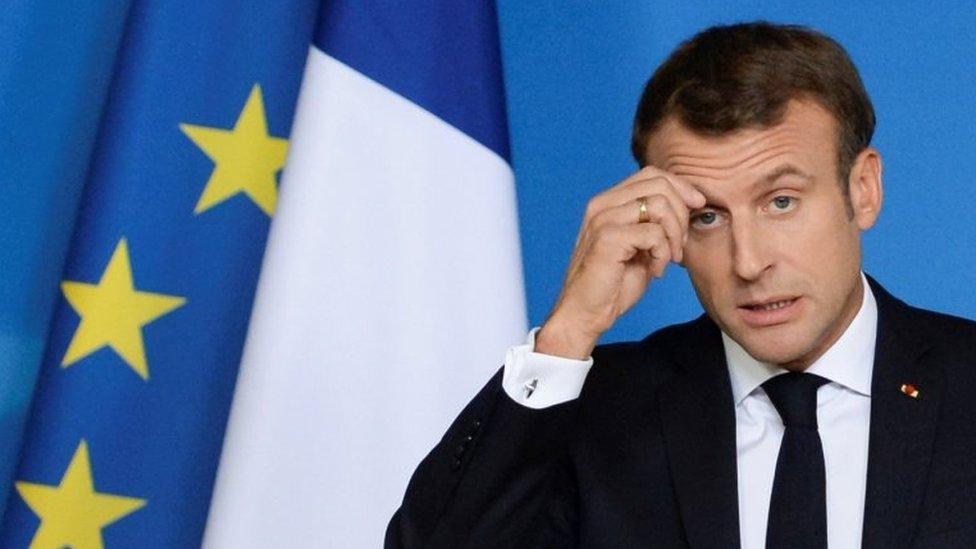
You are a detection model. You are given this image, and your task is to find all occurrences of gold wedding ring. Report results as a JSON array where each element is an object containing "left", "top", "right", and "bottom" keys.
[{"left": 637, "top": 197, "right": 650, "bottom": 223}]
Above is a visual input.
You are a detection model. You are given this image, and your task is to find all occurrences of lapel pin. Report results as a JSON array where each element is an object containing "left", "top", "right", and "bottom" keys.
[
  {"left": 523, "top": 378, "right": 539, "bottom": 399},
  {"left": 900, "top": 383, "right": 919, "bottom": 398}
]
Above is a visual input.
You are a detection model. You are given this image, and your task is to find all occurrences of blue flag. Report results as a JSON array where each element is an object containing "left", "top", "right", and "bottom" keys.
[{"left": 0, "top": 1, "right": 319, "bottom": 546}]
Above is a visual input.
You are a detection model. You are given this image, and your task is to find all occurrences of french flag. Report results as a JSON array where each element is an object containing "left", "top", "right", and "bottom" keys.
[{"left": 202, "top": 2, "right": 526, "bottom": 546}]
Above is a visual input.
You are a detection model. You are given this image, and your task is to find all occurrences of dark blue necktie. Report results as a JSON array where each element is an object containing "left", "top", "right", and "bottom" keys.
[{"left": 762, "top": 372, "right": 830, "bottom": 549}]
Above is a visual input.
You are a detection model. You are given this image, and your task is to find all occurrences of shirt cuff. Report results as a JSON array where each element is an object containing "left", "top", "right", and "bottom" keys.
[{"left": 501, "top": 327, "right": 594, "bottom": 409}]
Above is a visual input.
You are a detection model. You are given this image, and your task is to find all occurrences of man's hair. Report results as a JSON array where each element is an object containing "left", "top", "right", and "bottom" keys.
[{"left": 631, "top": 22, "right": 875, "bottom": 185}]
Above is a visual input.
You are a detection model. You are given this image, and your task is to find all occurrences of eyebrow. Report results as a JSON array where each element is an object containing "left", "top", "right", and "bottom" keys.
[
  {"left": 691, "top": 164, "right": 812, "bottom": 210},
  {"left": 757, "top": 164, "right": 813, "bottom": 188}
]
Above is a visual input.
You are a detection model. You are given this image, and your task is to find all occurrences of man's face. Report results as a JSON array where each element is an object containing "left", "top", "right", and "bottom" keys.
[{"left": 646, "top": 100, "right": 881, "bottom": 369}]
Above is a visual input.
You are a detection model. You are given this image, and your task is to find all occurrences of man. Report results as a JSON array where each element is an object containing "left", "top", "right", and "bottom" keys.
[{"left": 387, "top": 22, "right": 976, "bottom": 548}]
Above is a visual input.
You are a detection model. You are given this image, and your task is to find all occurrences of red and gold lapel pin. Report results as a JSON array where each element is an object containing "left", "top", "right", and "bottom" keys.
[{"left": 900, "top": 383, "right": 920, "bottom": 398}]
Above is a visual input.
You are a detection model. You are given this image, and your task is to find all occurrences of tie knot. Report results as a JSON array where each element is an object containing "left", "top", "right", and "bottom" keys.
[{"left": 762, "top": 372, "right": 830, "bottom": 429}]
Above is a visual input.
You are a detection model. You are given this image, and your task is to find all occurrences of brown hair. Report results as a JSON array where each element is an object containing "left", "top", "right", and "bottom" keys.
[{"left": 631, "top": 22, "right": 875, "bottom": 185}]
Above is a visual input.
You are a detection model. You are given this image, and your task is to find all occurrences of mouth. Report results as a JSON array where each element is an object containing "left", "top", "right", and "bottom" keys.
[{"left": 737, "top": 296, "right": 802, "bottom": 327}]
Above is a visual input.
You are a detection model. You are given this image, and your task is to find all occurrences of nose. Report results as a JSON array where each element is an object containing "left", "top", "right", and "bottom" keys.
[{"left": 730, "top": 218, "right": 772, "bottom": 281}]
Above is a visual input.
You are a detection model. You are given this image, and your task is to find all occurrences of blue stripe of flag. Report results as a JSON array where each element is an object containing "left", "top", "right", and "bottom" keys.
[{"left": 314, "top": 0, "right": 511, "bottom": 161}]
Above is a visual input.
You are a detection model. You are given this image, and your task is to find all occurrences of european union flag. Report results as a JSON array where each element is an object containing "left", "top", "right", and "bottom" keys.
[{"left": 0, "top": 1, "right": 319, "bottom": 546}]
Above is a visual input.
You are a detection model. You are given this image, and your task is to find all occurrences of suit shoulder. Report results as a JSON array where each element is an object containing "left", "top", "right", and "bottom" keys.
[
  {"left": 899, "top": 307, "right": 976, "bottom": 414},
  {"left": 585, "top": 316, "right": 702, "bottom": 393},
  {"left": 896, "top": 303, "right": 976, "bottom": 387},
  {"left": 591, "top": 317, "right": 699, "bottom": 369},
  {"left": 906, "top": 303, "right": 976, "bottom": 348},
  {"left": 871, "top": 275, "right": 976, "bottom": 347}
]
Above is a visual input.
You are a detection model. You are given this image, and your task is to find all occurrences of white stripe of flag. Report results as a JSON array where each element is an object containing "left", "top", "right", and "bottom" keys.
[{"left": 203, "top": 43, "right": 526, "bottom": 547}]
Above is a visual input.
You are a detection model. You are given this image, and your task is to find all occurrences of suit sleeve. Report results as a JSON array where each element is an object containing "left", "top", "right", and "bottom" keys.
[{"left": 385, "top": 367, "right": 582, "bottom": 548}]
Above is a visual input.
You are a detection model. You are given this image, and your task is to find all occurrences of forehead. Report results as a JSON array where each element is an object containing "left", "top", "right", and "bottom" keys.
[{"left": 644, "top": 100, "right": 839, "bottom": 183}]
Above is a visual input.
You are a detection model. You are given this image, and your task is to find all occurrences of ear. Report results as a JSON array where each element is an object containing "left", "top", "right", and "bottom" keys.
[{"left": 848, "top": 147, "right": 883, "bottom": 230}]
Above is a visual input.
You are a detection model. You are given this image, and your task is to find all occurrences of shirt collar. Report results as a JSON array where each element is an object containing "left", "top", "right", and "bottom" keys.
[{"left": 723, "top": 272, "right": 877, "bottom": 406}]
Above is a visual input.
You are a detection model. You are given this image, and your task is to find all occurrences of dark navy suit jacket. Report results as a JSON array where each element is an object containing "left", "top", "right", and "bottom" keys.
[{"left": 387, "top": 276, "right": 976, "bottom": 547}]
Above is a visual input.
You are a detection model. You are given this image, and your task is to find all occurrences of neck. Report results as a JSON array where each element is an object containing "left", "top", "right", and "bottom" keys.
[{"left": 780, "top": 274, "right": 865, "bottom": 372}]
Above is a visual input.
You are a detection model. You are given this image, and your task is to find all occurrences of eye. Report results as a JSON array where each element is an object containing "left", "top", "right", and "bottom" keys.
[
  {"left": 691, "top": 211, "right": 720, "bottom": 228},
  {"left": 769, "top": 196, "right": 797, "bottom": 212}
]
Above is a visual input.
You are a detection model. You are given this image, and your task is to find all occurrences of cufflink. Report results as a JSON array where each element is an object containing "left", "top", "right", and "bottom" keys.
[
  {"left": 900, "top": 383, "right": 919, "bottom": 398},
  {"left": 523, "top": 378, "right": 539, "bottom": 398}
]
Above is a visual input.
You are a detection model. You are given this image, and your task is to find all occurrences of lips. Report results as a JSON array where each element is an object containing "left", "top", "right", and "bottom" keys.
[
  {"left": 743, "top": 297, "right": 798, "bottom": 311},
  {"left": 737, "top": 296, "right": 802, "bottom": 327}
]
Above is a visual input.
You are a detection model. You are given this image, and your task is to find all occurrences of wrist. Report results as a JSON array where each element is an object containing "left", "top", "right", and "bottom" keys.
[{"left": 535, "top": 315, "right": 600, "bottom": 360}]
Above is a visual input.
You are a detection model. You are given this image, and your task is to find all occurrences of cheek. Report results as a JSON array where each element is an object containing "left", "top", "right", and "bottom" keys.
[
  {"left": 683, "top": 240, "right": 715, "bottom": 277},
  {"left": 683, "top": 239, "right": 728, "bottom": 303},
  {"left": 774, "top": 201, "right": 858, "bottom": 265},
  {"left": 683, "top": 229, "right": 729, "bottom": 266}
]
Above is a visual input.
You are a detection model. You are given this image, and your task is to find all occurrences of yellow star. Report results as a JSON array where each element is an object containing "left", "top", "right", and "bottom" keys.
[
  {"left": 60, "top": 238, "right": 186, "bottom": 380},
  {"left": 15, "top": 441, "right": 147, "bottom": 549},
  {"left": 180, "top": 84, "right": 289, "bottom": 216}
]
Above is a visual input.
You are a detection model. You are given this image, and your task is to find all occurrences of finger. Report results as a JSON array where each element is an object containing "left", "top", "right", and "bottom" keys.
[
  {"left": 592, "top": 221, "right": 673, "bottom": 274},
  {"left": 621, "top": 166, "right": 706, "bottom": 209},
  {"left": 612, "top": 179, "right": 692, "bottom": 240},
  {"left": 594, "top": 193, "right": 688, "bottom": 261},
  {"left": 605, "top": 180, "right": 691, "bottom": 254},
  {"left": 644, "top": 198, "right": 686, "bottom": 263},
  {"left": 589, "top": 194, "right": 686, "bottom": 262},
  {"left": 625, "top": 222, "right": 673, "bottom": 278},
  {"left": 593, "top": 176, "right": 688, "bottom": 230},
  {"left": 585, "top": 168, "right": 674, "bottom": 220}
]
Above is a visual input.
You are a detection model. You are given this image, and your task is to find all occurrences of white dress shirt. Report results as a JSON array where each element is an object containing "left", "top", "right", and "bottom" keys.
[{"left": 501, "top": 273, "right": 877, "bottom": 549}]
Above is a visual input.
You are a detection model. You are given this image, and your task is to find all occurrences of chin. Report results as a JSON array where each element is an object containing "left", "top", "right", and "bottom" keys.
[
  {"left": 734, "top": 328, "right": 815, "bottom": 366},
  {"left": 742, "top": 345, "right": 803, "bottom": 365}
]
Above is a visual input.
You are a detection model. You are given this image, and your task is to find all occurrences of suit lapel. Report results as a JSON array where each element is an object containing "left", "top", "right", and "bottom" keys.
[
  {"left": 658, "top": 315, "right": 740, "bottom": 549},
  {"left": 861, "top": 276, "right": 942, "bottom": 548},
  {"left": 653, "top": 276, "right": 940, "bottom": 548}
]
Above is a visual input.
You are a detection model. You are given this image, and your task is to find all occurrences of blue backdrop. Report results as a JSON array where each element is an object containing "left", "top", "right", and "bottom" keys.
[{"left": 497, "top": 1, "right": 976, "bottom": 344}]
